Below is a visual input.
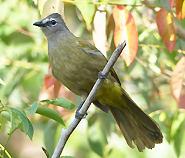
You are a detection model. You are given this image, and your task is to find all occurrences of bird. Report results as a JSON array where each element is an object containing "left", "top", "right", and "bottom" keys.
[{"left": 33, "top": 13, "right": 163, "bottom": 152}]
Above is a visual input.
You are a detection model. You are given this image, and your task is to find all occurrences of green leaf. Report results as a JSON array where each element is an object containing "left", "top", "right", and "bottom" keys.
[
  {"left": 26, "top": 101, "right": 38, "bottom": 116},
  {"left": 8, "top": 107, "right": 29, "bottom": 133},
  {"left": 36, "top": 107, "right": 65, "bottom": 125},
  {"left": 40, "top": 97, "right": 75, "bottom": 110},
  {"left": 25, "top": 116, "right": 34, "bottom": 140},
  {"left": 171, "top": 112, "right": 185, "bottom": 157},
  {"left": 1, "top": 109, "right": 22, "bottom": 135},
  {"left": 8, "top": 107, "right": 34, "bottom": 139},
  {"left": 44, "top": 121, "right": 58, "bottom": 156},
  {"left": 74, "top": 0, "right": 95, "bottom": 25},
  {"left": 87, "top": 114, "right": 108, "bottom": 157},
  {"left": 9, "top": 112, "right": 22, "bottom": 135}
]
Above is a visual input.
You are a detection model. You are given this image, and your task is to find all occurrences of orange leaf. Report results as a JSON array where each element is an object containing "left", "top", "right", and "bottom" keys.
[
  {"left": 170, "top": 57, "right": 185, "bottom": 108},
  {"left": 53, "top": 80, "right": 62, "bottom": 98},
  {"left": 176, "top": 0, "right": 185, "bottom": 20},
  {"left": 44, "top": 74, "right": 57, "bottom": 90},
  {"left": 156, "top": 9, "right": 176, "bottom": 53},
  {"left": 113, "top": 5, "right": 138, "bottom": 66}
]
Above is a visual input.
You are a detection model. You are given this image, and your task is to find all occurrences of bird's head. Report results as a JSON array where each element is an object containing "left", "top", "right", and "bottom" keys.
[{"left": 33, "top": 13, "right": 68, "bottom": 37}]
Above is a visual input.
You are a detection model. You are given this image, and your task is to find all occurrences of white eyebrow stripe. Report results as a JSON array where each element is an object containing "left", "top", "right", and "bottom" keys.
[{"left": 42, "top": 19, "right": 49, "bottom": 24}]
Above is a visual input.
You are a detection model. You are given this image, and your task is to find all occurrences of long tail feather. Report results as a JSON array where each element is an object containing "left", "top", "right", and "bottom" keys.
[{"left": 108, "top": 91, "right": 163, "bottom": 151}]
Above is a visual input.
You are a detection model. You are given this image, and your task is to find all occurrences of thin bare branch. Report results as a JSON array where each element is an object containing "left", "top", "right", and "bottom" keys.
[{"left": 2, "top": 19, "right": 35, "bottom": 37}]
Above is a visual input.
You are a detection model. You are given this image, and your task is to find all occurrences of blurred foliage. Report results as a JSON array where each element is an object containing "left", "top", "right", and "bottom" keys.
[{"left": 0, "top": 0, "right": 185, "bottom": 158}]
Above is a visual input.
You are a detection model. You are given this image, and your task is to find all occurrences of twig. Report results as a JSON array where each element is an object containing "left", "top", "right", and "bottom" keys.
[
  {"left": 51, "top": 41, "right": 126, "bottom": 158},
  {"left": 135, "top": 56, "right": 171, "bottom": 80},
  {"left": 2, "top": 135, "right": 11, "bottom": 158},
  {"left": 1, "top": 19, "right": 35, "bottom": 37},
  {"left": 0, "top": 144, "right": 12, "bottom": 158}
]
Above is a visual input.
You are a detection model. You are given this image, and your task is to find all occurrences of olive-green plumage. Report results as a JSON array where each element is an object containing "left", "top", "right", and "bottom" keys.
[{"left": 33, "top": 13, "right": 163, "bottom": 151}]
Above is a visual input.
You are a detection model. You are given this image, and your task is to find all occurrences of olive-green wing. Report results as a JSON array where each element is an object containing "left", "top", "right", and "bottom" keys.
[{"left": 77, "top": 38, "right": 121, "bottom": 85}]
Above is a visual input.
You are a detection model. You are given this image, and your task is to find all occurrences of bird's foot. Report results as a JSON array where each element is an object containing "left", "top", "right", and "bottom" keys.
[
  {"left": 98, "top": 71, "right": 109, "bottom": 79},
  {"left": 75, "top": 101, "right": 88, "bottom": 119}
]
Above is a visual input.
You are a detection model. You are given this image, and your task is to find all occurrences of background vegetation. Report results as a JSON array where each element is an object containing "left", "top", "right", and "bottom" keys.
[{"left": 0, "top": 0, "right": 185, "bottom": 158}]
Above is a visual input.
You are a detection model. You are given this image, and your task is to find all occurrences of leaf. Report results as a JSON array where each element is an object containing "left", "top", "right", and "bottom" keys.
[
  {"left": 169, "top": 0, "right": 175, "bottom": 8},
  {"left": 106, "top": 14, "right": 116, "bottom": 52},
  {"left": 170, "top": 56, "right": 185, "bottom": 108},
  {"left": 156, "top": 9, "right": 176, "bottom": 53},
  {"left": 1, "top": 109, "right": 22, "bottom": 135},
  {"left": 93, "top": 5, "right": 106, "bottom": 55},
  {"left": 8, "top": 107, "right": 34, "bottom": 139},
  {"left": 1, "top": 107, "right": 34, "bottom": 139},
  {"left": 25, "top": 116, "right": 34, "bottom": 140},
  {"left": 8, "top": 107, "right": 29, "bottom": 133},
  {"left": 171, "top": 112, "right": 185, "bottom": 157},
  {"left": 44, "top": 74, "right": 57, "bottom": 90},
  {"left": 113, "top": 5, "right": 138, "bottom": 66},
  {"left": 176, "top": 0, "right": 185, "bottom": 20},
  {"left": 36, "top": 106, "right": 65, "bottom": 125},
  {"left": 44, "top": 121, "right": 58, "bottom": 156},
  {"left": 74, "top": 0, "right": 95, "bottom": 25},
  {"left": 26, "top": 101, "right": 38, "bottom": 116},
  {"left": 9, "top": 112, "right": 22, "bottom": 135},
  {"left": 42, "top": 0, "right": 64, "bottom": 18},
  {"left": 40, "top": 97, "right": 75, "bottom": 110},
  {"left": 87, "top": 114, "right": 108, "bottom": 157}
]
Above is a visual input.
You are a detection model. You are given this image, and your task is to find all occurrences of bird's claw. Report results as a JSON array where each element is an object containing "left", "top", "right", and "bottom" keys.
[
  {"left": 75, "top": 101, "right": 88, "bottom": 119},
  {"left": 75, "top": 111, "right": 87, "bottom": 119},
  {"left": 98, "top": 71, "right": 109, "bottom": 79}
]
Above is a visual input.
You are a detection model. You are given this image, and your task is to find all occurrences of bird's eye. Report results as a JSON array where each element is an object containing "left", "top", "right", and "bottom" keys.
[{"left": 51, "top": 20, "right": 56, "bottom": 25}]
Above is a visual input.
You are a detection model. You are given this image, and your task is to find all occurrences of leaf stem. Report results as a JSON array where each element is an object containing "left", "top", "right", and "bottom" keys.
[{"left": 2, "top": 135, "right": 12, "bottom": 158}]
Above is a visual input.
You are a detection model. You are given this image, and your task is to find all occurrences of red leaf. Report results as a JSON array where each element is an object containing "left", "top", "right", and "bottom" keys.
[
  {"left": 156, "top": 9, "right": 176, "bottom": 53},
  {"left": 169, "top": 0, "right": 175, "bottom": 8},
  {"left": 40, "top": 67, "right": 75, "bottom": 104},
  {"left": 113, "top": 5, "right": 138, "bottom": 66},
  {"left": 53, "top": 80, "right": 62, "bottom": 98},
  {"left": 44, "top": 74, "right": 57, "bottom": 90},
  {"left": 170, "top": 57, "right": 185, "bottom": 108},
  {"left": 176, "top": 0, "right": 185, "bottom": 20}
]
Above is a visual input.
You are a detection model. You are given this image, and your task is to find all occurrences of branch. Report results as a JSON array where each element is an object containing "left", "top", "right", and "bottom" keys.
[
  {"left": 51, "top": 41, "right": 126, "bottom": 158},
  {"left": 2, "top": 19, "right": 35, "bottom": 37}
]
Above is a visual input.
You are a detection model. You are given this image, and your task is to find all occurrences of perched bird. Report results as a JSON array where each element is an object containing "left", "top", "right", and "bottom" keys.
[{"left": 33, "top": 13, "right": 163, "bottom": 151}]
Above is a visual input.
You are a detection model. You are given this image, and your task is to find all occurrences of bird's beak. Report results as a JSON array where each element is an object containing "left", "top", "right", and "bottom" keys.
[{"left": 33, "top": 21, "right": 45, "bottom": 27}]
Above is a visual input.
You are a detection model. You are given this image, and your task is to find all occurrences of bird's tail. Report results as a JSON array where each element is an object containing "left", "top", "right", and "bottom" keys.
[{"left": 108, "top": 90, "right": 163, "bottom": 152}]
